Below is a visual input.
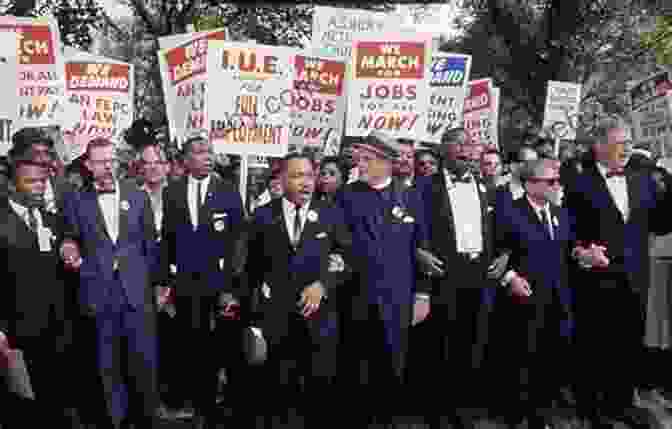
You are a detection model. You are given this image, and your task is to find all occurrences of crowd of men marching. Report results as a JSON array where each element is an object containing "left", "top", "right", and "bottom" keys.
[{"left": 2, "top": 117, "right": 672, "bottom": 429}]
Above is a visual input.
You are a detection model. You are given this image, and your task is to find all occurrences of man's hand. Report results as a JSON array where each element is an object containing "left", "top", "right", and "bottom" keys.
[
  {"left": 574, "top": 244, "right": 610, "bottom": 269},
  {"left": 328, "top": 254, "right": 345, "bottom": 273},
  {"left": 412, "top": 295, "right": 430, "bottom": 326},
  {"left": 0, "top": 331, "right": 8, "bottom": 350},
  {"left": 416, "top": 248, "right": 444, "bottom": 277},
  {"left": 156, "top": 286, "right": 172, "bottom": 308},
  {"left": 509, "top": 273, "right": 532, "bottom": 298},
  {"left": 60, "top": 239, "right": 82, "bottom": 270},
  {"left": 298, "top": 281, "right": 325, "bottom": 319},
  {"left": 487, "top": 253, "right": 510, "bottom": 280}
]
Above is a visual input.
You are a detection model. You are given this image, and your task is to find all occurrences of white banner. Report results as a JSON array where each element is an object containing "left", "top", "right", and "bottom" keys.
[
  {"left": 158, "top": 29, "right": 227, "bottom": 147},
  {"left": 345, "top": 32, "right": 432, "bottom": 139},
  {"left": 463, "top": 78, "right": 498, "bottom": 149},
  {"left": 542, "top": 80, "right": 582, "bottom": 141},
  {"left": 630, "top": 72, "right": 672, "bottom": 155},
  {"left": 0, "top": 31, "right": 18, "bottom": 155},
  {"left": 420, "top": 53, "right": 471, "bottom": 143},
  {"left": 311, "top": 6, "right": 402, "bottom": 60},
  {"left": 207, "top": 41, "right": 297, "bottom": 157}
]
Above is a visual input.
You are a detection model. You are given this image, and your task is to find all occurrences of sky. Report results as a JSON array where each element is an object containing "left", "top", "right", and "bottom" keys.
[{"left": 100, "top": 1, "right": 459, "bottom": 38}]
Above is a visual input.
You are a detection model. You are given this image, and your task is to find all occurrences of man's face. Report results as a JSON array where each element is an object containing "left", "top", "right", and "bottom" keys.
[
  {"left": 595, "top": 127, "right": 633, "bottom": 168},
  {"left": 85, "top": 144, "right": 117, "bottom": 189},
  {"left": 318, "top": 161, "right": 344, "bottom": 194},
  {"left": 30, "top": 143, "right": 52, "bottom": 165},
  {"left": 357, "top": 148, "right": 391, "bottom": 183},
  {"left": 525, "top": 162, "right": 563, "bottom": 204},
  {"left": 282, "top": 158, "right": 315, "bottom": 206},
  {"left": 416, "top": 152, "right": 439, "bottom": 177},
  {"left": 394, "top": 144, "right": 415, "bottom": 177},
  {"left": 14, "top": 163, "right": 48, "bottom": 199},
  {"left": 185, "top": 140, "right": 213, "bottom": 178},
  {"left": 481, "top": 153, "right": 501, "bottom": 178},
  {"left": 141, "top": 146, "right": 168, "bottom": 186}
]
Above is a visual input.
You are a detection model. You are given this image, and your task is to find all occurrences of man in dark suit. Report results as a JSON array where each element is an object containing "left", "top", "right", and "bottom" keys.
[
  {"left": 0, "top": 155, "right": 73, "bottom": 429},
  {"left": 494, "top": 158, "right": 574, "bottom": 429},
  {"left": 565, "top": 117, "right": 672, "bottom": 429},
  {"left": 335, "top": 131, "right": 429, "bottom": 426},
  {"left": 246, "top": 152, "right": 350, "bottom": 426},
  {"left": 60, "top": 137, "right": 159, "bottom": 429},
  {"left": 159, "top": 132, "right": 246, "bottom": 429},
  {"left": 414, "top": 127, "right": 507, "bottom": 429}
]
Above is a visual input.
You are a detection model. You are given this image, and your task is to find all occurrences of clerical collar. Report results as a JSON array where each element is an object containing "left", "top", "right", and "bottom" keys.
[{"left": 370, "top": 177, "right": 392, "bottom": 190}]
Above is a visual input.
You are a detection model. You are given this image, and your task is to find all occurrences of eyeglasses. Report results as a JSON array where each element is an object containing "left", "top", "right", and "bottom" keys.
[{"left": 528, "top": 177, "right": 561, "bottom": 186}]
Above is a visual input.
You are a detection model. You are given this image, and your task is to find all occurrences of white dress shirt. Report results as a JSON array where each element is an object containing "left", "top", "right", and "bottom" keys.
[
  {"left": 9, "top": 199, "right": 44, "bottom": 231},
  {"left": 282, "top": 197, "right": 310, "bottom": 244},
  {"left": 445, "top": 169, "right": 483, "bottom": 254},
  {"left": 527, "top": 196, "right": 554, "bottom": 240},
  {"left": 597, "top": 163, "right": 629, "bottom": 221},
  {"left": 44, "top": 179, "right": 56, "bottom": 213},
  {"left": 188, "top": 175, "right": 210, "bottom": 229},
  {"left": 97, "top": 183, "right": 120, "bottom": 243}
]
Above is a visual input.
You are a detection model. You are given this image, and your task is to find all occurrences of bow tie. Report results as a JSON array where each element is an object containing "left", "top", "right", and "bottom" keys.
[{"left": 606, "top": 169, "right": 625, "bottom": 178}]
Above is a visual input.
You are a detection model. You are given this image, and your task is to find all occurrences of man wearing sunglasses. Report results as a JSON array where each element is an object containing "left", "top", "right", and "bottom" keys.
[
  {"left": 494, "top": 158, "right": 573, "bottom": 429},
  {"left": 564, "top": 117, "right": 672, "bottom": 429}
]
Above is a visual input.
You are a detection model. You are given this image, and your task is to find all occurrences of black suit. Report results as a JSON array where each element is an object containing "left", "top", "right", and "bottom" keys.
[
  {"left": 565, "top": 162, "right": 672, "bottom": 420},
  {"left": 0, "top": 197, "right": 73, "bottom": 428},
  {"left": 416, "top": 172, "right": 497, "bottom": 422},
  {"left": 246, "top": 198, "right": 350, "bottom": 424},
  {"left": 159, "top": 174, "right": 247, "bottom": 424}
]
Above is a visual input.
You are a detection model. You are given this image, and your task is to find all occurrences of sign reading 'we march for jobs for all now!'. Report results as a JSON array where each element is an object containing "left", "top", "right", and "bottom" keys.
[{"left": 346, "top": 32, "right": 432, "bottom": 140}]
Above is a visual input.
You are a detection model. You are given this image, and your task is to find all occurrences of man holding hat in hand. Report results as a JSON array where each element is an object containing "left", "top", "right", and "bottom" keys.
[{"left": 335, "top": 131, "right": 430, "bottom": 426}]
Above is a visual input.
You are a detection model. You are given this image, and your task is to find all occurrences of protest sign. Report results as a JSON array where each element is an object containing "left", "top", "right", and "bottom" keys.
[
  {"left": 345, "top": 32, "right": 432, "bottom": 139},
  {"left": 421, "top": 53, "right": 471, "bottom": 143},
  {"left": 62, "top": 49, "right": 133, "bottom": 163},
  {"left": 158, "top": 29, "right": 227, "bottom": 147},
  {"left": 0, "top": 31, "right": 18, "bottom": 155},
  {"left": 542, "top": 80, "right": 582, "bottom": 141},
  {"left": 207, "top": 41, "right": 297, "bottom": 157},
  {"left": 311, "top": 6, "right": 402, "bottom": 60},
  {"left": 289, "top": 54, "right": 346, "bottom": 156},
  {"left": 463, "top": 78, "right": 498, "bottom": 149},
  {"left": 629, "top": 72, "right": 672, "bottom": 154},
  {"left": 0, "top": 16, "right": 64, "bottom": 131}
]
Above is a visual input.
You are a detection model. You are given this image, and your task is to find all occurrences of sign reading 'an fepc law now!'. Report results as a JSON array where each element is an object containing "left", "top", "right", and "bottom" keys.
[{"left": 542, "top": 80, "right": 582, "bottom": 140}]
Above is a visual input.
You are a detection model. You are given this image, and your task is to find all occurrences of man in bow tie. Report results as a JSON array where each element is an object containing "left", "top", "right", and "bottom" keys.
[
  {"left": 414, "top": 127, "right": 508, "bottom": 429},
  {"left": 565, "top": 117, "right": 672, "bottom": 429},
  {"left": 60, "top": 138, "right": 160, "bottom": 429}
]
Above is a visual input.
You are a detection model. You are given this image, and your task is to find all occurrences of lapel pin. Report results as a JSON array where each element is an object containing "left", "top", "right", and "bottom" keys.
[
  {"left": 120, "top": 200, "right": 130, "bottom": 211},
  {"left": 392, "top": 206, "right": 403, "bottom": 218},
  {"left": 307, "top": 209, "right": 318, "bottom": 222}
]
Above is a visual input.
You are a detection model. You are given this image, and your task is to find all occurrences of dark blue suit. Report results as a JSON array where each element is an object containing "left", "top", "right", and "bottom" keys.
[
  {"left": 564, "top": 162, "right": 672, "bottom": 417},
  {"left": 62, "top": 181, "right": 158, "bottom": 427},
  {"left": 335, "top": 178, "right": 426, "bottom": 422},
  {"left": 159, "top": 174, "right": 246, "bottom": 420},
  {"left": 493, "top": 196, "right": 574, "bottom": 423}
]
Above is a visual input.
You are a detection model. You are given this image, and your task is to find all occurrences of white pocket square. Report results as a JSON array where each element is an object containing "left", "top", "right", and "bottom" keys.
[
  {"left": 316, "top": 232, "right": 328, "bottom": 239},
  {"left": 487, "top": 206, "right": 494, "bottom": 213},
  {"left": 213, "top": 213, "right": 228, "bottom": 219}
]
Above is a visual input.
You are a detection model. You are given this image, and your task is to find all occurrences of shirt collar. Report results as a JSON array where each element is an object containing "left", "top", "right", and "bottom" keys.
[
  {"left": 189, "top": 174, "right": 211, "bottom": 187},
  {"left": 282, "top": 197, "right": 310, "bottom": 212},
  {"left": 370, "top": 176, "right": 392, "bottom": 190},
  {"left": 526, "top": 195, "right": 549, "bottom": 214}
]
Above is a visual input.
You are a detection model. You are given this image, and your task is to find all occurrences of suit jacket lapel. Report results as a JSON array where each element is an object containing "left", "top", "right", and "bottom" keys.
[
  {"left": 589, "top": 164, "right": 624, "bottom": 224},
  {"left": 1, "top": 201, "right": 38, "bottom": 249},
  {"left": 271, "top": 198, "right": 293, "bottom": 251},
  {"left": 436, "top": 172, "right": 456, "bottom": 244},
  {"left": 625, "top": 172, "right": 639, "bottom": 223},
  {"left": 86, "top": 189, "right": 112, "bottom": 243},
  {"left": 295, "top": 200, "right": 321, "bottom": 252},
  {"left": 199, "top": 174, "right": 217, "bottom": 228},
  {"left": 117, "top": 183, "right": 130, "bottom": 244},
  {"left": 476, "top": 177, "right": 489, "bottom": 246}
]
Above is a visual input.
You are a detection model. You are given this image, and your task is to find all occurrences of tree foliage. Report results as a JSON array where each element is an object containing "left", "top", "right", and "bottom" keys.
[
  {"left": 641, "top": 15, "right": 672, "bottom": 65},
  {"left": 444, "top": 0, "right": 663, "bottom": 150}
]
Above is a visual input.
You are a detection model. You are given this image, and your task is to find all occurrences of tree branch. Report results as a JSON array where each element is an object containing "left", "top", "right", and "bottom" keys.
[{"left": 129, "top": 0, "right": 158, "bottom": 35}]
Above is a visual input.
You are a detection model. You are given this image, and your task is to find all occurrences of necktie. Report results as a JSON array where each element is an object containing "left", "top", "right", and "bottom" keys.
[
  {"left": 293, "top": 205, "right": 303, "bottom": 246},
  {"left": 26, "top": 208, "right": 38, "bottom": 233},
  {"left": 540, "top": 208, "right": 554, "bottom": 240}
]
